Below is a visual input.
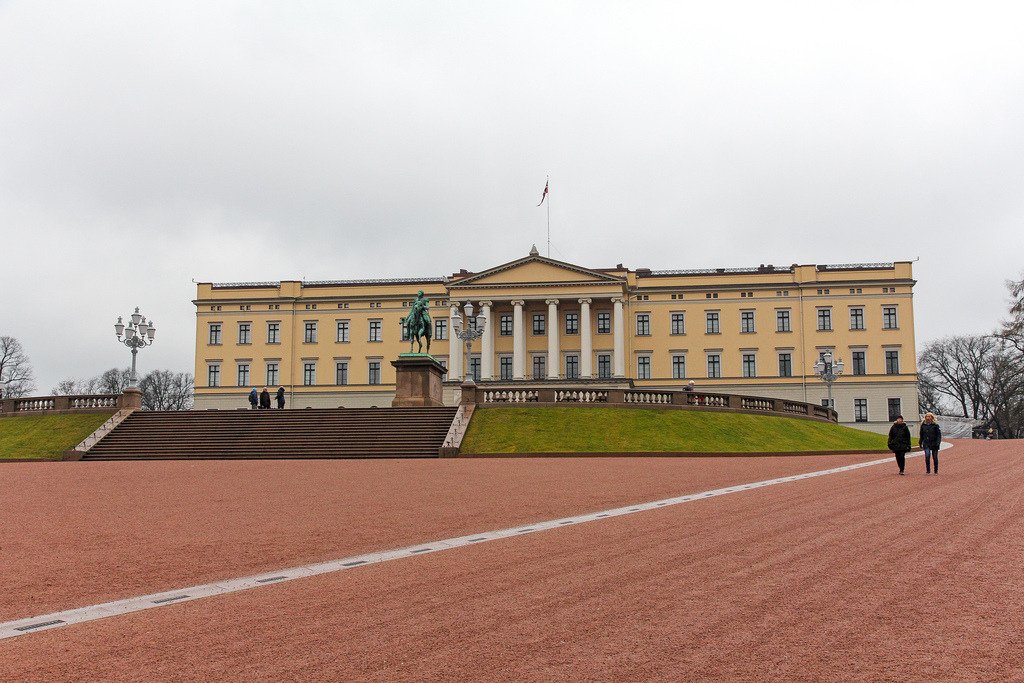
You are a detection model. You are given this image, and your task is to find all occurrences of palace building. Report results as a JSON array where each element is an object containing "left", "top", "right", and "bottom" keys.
[{"left": 193, "top": 248, "right": 919, "bottom": 433}]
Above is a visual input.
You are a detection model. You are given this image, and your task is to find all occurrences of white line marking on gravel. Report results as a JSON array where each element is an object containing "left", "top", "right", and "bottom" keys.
[{"left": 0, "top": 446, "right": 951, "bottom": 640}]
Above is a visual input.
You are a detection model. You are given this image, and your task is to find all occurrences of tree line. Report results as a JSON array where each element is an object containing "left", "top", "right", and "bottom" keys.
[
  {"left": 918, "top": 275, "right": 1024, "bottom": 438},
  {"left": 0, "top": 336, "right": 192, "bottom": 410}
]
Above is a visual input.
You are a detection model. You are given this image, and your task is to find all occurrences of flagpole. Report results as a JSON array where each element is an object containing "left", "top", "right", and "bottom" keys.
[{"left": 546, "top": 176, "right": 550, "bottom": 258}]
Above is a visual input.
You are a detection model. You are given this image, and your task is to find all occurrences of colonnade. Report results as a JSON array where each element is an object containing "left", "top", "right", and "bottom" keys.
[{"left": 447, "top": 297, "right": 626, "bottom": 382}]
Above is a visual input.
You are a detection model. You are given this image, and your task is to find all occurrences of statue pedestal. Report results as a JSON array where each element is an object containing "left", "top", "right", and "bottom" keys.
[{"left": 391, "top": 355, "right": 446, "bottom": 407}]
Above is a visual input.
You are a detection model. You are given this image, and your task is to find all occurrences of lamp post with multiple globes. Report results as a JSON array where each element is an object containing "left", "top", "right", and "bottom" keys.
[
  {"left": 450, "top": 301, "right": 487, "bottom": 384},
  {"left": 812, "top": 349, "right": 844, "bottom": 412},
  {"left": 114, "top": 307, "right": 157, "bottom": 387}
]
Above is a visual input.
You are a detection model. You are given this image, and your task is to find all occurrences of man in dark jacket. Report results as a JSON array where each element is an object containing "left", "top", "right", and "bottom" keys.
[
  {"left": 248, "top": 387, "right": 258, "bottom": 410},
  {"left": 919, "top": 412, "right": 942, "bottom": 474},
  {"left": 888, "top": 415, "right": 912, "bottom": 475},
  {"left": 275, "top": 387, "right": 286, "bottom": 409},
  {"left": 259, "top": 387, "right": 271, "bottom": 409}
]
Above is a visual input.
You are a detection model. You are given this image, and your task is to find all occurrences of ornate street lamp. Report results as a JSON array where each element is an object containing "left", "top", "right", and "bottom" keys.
[
  {"left": 114, "top": 306, "right": 157, "bottom": 387},
  {"left": 450, "top": 301, "right": 487, "bottom": 384},
  {"left": 812, "top": 349, "right": 844, "bottom": 411}
]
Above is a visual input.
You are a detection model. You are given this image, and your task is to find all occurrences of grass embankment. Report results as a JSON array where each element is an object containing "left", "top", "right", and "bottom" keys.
[
  {"left": 0, "top": 413, "right": 115, "bottom": 461},
  {"left": 461, "top": 407, "right": 894, "bottom": 454}
]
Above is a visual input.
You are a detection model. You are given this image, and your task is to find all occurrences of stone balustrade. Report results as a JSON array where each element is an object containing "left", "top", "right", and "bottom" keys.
[
  {"left": 472, "top": 384, "right": 838, "bottom": 422},
  {"left": 0, "top": 391, "right": 141, "bottom": 416}
]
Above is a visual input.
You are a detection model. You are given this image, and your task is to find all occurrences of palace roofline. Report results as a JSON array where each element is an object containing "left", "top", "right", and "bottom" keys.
[{"left": 206, "top": 261, "right": 903, "bottom": 289}]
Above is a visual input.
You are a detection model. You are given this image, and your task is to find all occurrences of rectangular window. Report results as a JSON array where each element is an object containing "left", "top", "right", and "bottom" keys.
[
  {"left": 565, "top": 313, "right": 579, "bottom": 335},
  {"left": 208, "top": 324, "right": 222, "bottom": 345},
  {"left": 672, "top": 354, "right": 686, "bottom": 379},
  {"left": 706, "top": 312, "right": 720, "bottom": 334},
  {"left": 885, "top": 350, "right": 900, "bottom": 375},
  {"left": 469, "top": 357, "right": 481, "bottom": 382},
  {"left": 565, "top": 355, "right": 579, "bottom": 379},
  {"left": 304, "top": 321, "right": 317, "bottom": 343},
  {"left": 303, "top": 362, "right": 316, "bottom": 386},
  {"left": 817, "top": 309, "right": 832, "bottom": 331},
  {"left": 499, "top": 356, "right": 513, "bottom": 380},
  {"left": 854, "top": 398, "right": 868, "bottom": 422},
  {"left": 335, "top": 361, "right": 348, "bottom": 386},
  {"left": 368, "top": 320, "right": 382, "bottom": 342},
  {"left": 850, "top": 308, "right": 865, "bottom": 330},
  {"left": 433, "top": 318, "right": 447, "bottom": 341},
  {"left": 635, "top": 314, "right": 650, "bottom": 336},
  {"left": 267, "top": 322, "right": 280, "bottom": 344},
  {"left": 368, "top": 361, "right": 381, "bottom": 385},
  {"left": 852, "top": 351, "right": 866, "bottom": 375},
  {"left": 207, "top": 364, "right": 220, "bottom": 387},
  {"left": 637, "top": 355, "right": 651, "bottom": 379},
  {"left": 742, "top": 353, "right": 756, "bottom": 377},
  {"left": 337, "top": 320, "right": 350, "bottom": 343},
  {"left": 597, "top": 354, "right": 611, "bottom": 379},
  {"left": 266, "top": 362, "right": 279, "bottom": 386},
  {"left": 776, "top": 310, "right": 791, "bottom": 332},
  {"left": 500, "top": 314, "right": 513, "bottom": 336},
  {"left": 533, "top": 314, "right": 546, "bottom": 335},
  {"left": 236, "top": 364, "right": 249, "bottom": 387},
  {"left": 778, "top": 353, "right": 792, "bottom": 377},
  {"left": 883, "top": 306, "right": 898, "bottom": 329},
  {"left": 532, "top": 355, "right": 546, "bottom": 379},
  {"left": 238, "top": 323, "right": 251, "bottom": 345},
  {"left": 707, "top": 354, "right": 721, "bottom": 378},
  {"left": 670, "top": 313, "right": 685, "bottom": 335},
  {"left": 740, "top": 311, "right": 755, "bottom": 333},
  {"left": 888, "top": 397, "right": 902, "bottom": 422},
  {"left": 597, "top": 312, "right": 611, "bottom": 334}
]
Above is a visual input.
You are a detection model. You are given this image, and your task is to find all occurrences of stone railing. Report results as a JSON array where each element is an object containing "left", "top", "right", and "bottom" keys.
[
  {"left": 1, "top": 391, "right": 141, "bottom": 416},
  {"left": 471, "top": 385, "right": 838, "bottom": 422}
]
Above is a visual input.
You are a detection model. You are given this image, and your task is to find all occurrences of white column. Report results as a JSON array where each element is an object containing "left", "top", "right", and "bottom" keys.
[
  {"left": 612, "top": 297, "right": 626, "bottom": 378},
  {"left": 579, "top": 298, "right": 593, "bottom": 378},
  {"left": 512, "top": 300, "right": 526, "bottom": 380},
  {"left": 479, "top": 301, "right": 493, "bottom": 381},
  {"left": 448, "top": 302, "right": 462, "bottom": 381},
  {"left": 546, "top": 299, "right": 560, "bottom": 379}
]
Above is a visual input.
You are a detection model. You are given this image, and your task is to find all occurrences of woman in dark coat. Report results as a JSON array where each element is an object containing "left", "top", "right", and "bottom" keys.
[
  {"left": 275, "top": 387, "right": 286, "bottom": 409},
  {"left": 919, "top": 412, "right": 942, "bottom": 474},
  {"left": 259, "top": 387, "right": 271, "bottom": 409},
  {"left": 888, "top": 415, "right": 912, "bottom": 475}
]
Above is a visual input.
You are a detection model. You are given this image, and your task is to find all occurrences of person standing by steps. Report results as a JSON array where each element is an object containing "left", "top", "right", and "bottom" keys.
[
  {"left": 920, "top": 412, "right": 942, "bottom": 474},
  {"left": 275, "top": 386, "right": 286, "bottom": 409},
  {"left": 248, "top": 387, "right": 258, "bottom": 410},
  {"left": 259, "top": 387, "right": 271, "bottom": 409},
  {"left": 888, "top": 415, "right": 912, "bottom": 475}
]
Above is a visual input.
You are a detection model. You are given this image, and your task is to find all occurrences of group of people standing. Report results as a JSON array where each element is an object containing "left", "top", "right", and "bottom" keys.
[
  {"left": 248, "top": 387, "right": 286, "bottom": 410},
  {"left": 888, "top": 412, "right": 942, "bottom": 475}
]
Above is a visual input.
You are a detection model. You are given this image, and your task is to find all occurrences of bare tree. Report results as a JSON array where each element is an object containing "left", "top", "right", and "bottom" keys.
[
  {"left": 139, "top": 370, "right": 194, "bottom": 411},
  {"left": 917, "top": 335, "right": 1000, "bottom": 419},
  {"left": 0, "top": 335, "right": 36, "bottom": 398},
  {"left": 95, "top": 368, "right": 134, "bottom": 394},
  {"left": 1000, "top": 273, "right": 1024, "bottom": 354},
  {"left": 51, "top": 377, "right": 100, "bottom": 395}
]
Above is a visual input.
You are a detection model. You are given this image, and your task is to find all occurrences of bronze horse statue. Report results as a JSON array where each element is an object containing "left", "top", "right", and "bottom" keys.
[{"left": 402, "top": 290, "right": 432, "bottom": 354}]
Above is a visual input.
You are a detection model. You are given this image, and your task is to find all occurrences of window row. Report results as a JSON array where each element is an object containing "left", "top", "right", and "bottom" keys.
[
  {"left": 851, "top": 397, "right": 903, "bottom": 422},
  {"left": 208, "top": 359, "right": 432, "bottom": 388},
  {"left": 633, "top": 306, "right": 899, "bottom": 336},
  {"left": 208, "top": 319, "right": 452, "bottom": 346}
]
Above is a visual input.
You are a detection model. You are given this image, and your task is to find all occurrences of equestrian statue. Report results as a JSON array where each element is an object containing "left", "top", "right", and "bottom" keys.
[{"left": 402, "top": 290, "right": 432, "bottom": 354}]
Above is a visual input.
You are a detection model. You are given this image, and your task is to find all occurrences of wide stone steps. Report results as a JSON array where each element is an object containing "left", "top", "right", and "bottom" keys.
[{"left": 83, "top": 407, "right": 458, "bottom": 460}]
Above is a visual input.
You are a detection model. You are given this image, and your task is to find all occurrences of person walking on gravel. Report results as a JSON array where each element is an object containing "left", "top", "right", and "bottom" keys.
[
  {"left": 920, "top": 412, "right": 942, "bottom": 474},
  {"left": 888, "top": 415, "right": 912, "bottom": 475}
]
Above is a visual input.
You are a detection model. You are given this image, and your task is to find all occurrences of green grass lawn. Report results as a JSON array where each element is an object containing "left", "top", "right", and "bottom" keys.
[
  {"left": 461, "top": 407, "right": 896, "bottom": 454},
  {"left": 0, "top": 413, "right": 115, "bottom": 460}
]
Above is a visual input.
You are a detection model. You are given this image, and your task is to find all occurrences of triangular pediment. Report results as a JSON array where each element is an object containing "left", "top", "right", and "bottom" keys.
[{"left": 449, "top": 254, "right": 625, "bottom": 288}]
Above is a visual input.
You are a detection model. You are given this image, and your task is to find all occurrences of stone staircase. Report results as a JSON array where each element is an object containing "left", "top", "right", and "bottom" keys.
[{"left": 82, "top": 407, "right": 459, "bottom": 460}]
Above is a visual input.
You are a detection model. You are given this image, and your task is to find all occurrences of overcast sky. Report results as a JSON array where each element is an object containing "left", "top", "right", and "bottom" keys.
[{"left": 1, "top": 1, "right": 1022, "bottom": 393}]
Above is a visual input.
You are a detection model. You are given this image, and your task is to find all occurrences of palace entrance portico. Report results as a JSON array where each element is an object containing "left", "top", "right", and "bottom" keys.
[{"left": 443, "top": 251, "right": 630, "bottom": 382}]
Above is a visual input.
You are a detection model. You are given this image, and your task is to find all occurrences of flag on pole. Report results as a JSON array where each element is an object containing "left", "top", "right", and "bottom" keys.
[{"left": 537, "top": 178, "right": 549, "bottom": 206}]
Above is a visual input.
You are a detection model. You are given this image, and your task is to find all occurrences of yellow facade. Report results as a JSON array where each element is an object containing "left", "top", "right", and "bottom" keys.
[{"left": 193, "top": 251, "right": 919, "bottom": 433}]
